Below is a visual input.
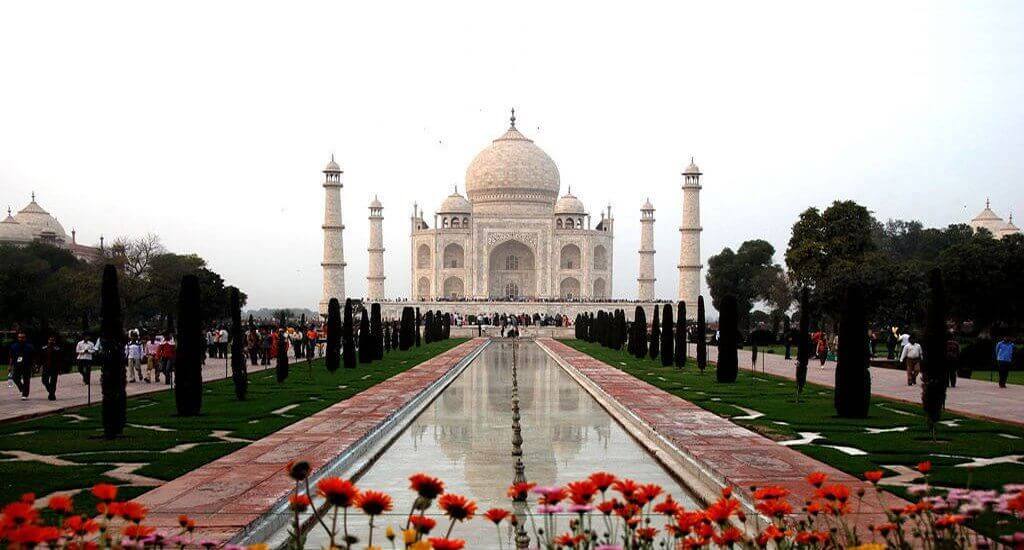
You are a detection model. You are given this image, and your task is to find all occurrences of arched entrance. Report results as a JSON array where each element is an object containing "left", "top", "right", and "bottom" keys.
[
  {"left": 488, "top": 240, "right": 536, "bottom": 299},
  {"left": 559, "top": 277, "right": 580, "bottom": 299},
  {"left": 443, "top": 276, "right": 464, "bottom": 299},
  {"left": 593, "top": 278, "right": 607, "bottom": 300}
]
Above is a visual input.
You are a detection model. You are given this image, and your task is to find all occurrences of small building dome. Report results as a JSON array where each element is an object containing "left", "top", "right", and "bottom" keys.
[
  {"left": 642, "top": 198, "right": 654, "bottom": 210},
  {"left": 324, "top": 155, "right": 341, "bottom": 172},
  {"left": 14, "top": 197, "right": 67, "bottom": 244},
  {"left": 970, "top": 199, "right": 1006, "bottom": 236},
  {"left": 683, "top": 157, "right": 701, "bottom": 175},
  {"left": 369, "top": 195, "right": 382, "bottom": 209},
  {"left": 554, "top": 190, "right": 586, "bottom": 215},
  {"left": 999, "top": 214, "right": 1021, "bottom": 238},
  {"left": 0, "top": 209, "right": 34, "bottom": 244},
  {"left": 439, "top": 188, "right": 472, "bottom": 214}
]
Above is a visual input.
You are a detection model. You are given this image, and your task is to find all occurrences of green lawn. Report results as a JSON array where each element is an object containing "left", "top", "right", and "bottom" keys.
[
  {"left": 566, "top": 340, "right": 1024, "bottom": 537},
  {"left": 0, "top": 339, "right": 467, "bottom": 514}
]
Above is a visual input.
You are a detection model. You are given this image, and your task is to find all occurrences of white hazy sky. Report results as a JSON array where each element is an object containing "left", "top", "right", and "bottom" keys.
[{"left": 1, "top": 1, "right": 1022, "bottom": 309}]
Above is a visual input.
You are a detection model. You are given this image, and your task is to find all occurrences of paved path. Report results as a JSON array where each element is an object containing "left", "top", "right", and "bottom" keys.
[
  {"left": 0, "top": 352, "right": 313, "bottom": 424},
  {"left": 541, "top": 338, "right": 905, "bottom": 531},
  {"left": 689, "top": 344, "right": 1024, "bottom": 426}
]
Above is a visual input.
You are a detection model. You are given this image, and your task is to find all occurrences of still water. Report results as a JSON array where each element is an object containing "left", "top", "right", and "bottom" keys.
[{"left": 303, "top": 340, "right": 696, "bottom": 547}]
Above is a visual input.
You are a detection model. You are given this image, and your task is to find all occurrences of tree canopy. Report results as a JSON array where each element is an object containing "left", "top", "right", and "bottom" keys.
[{"left": 706, "top": 239, "right": 788, "bottom": 329}]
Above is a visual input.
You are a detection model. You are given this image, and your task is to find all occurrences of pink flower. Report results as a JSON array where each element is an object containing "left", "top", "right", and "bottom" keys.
[
  {"left": 568, "top": 504, "right": 593, "bottom": 513},
  {"left": 536, "top": 504, "right": 564, "bottom": 514}
]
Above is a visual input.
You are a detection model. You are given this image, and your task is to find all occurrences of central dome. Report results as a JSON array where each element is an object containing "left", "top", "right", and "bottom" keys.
[{"left": 464, "top": 119, "right": 560, "bottom": 213}]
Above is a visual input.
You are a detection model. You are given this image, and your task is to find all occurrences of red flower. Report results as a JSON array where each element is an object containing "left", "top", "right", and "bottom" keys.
[
  {"left": 119, "top": 501, "right": 148, "bottom": 523},
  {"left": 439, "top": 493, "right": 477, "bottom": 521},
  {"left": 675, "top": 511, "right": 704, "bottom": 534},
  {"left": 596, "top": 499, "right": 618, "bottom": 515},
  {"left": 874, "top": 522, "right": 897, "bottom": 535},
  {"left": 356, "top": 490, "right": 393, "bottom": 516},
  {"left": 289, "top": 494, "right": 312, "bottom": 512},
  {"left": 632, "top": 483, "right": 663, "bottom": 506},
  {"left": 409, "top": 473, "right": 446, "bottom": 500},
  {"left": 756, "top": 498, "right": 793, "bottom": 518},
  {"left": 47, "top": 495, "right": 74, "bottom": 515},
  {"left": 653, "top": 495, "right": 681, "bottom": 516},
  {"left": 612, "top": 478, "right": 640, "bottom": 499},
  {"left": 756, "top": 524, "right": 789, "bottom": 546},
  {"left": 484, "top": 508, "right": 511, "bottom": 525},
  {"left": 566, "top": 480, "right": 598, "bottom": 504},
  {"left": 588, "top": 471, "right": 617, "bottom": 492},
  {"left": 63, "top": 515, "right": 99, "bottom": 536},
  {"left": 317, "top": 477, "right": 359, "bottom": 508},
  {"left": 123, "top": 524, "right": 156, "bottom": 539},
  {"left": 19, "top": 493, "right": 35, "bottom": 504},
  {"left": 178, "top": 514, "right": 192, "bottom": 528},
  {"left": 805, "top": 472, "right": 827, "bottom": 488},
  {"left": 864, "top": 470, "right": 884, "bottom": 484},
  {"left": 705, "top": 497, "right": 740, "bottom": 524},
  {"left": 91, "top": 483, "right": 118, "bottom": 502},
  {"left": 935, "top": 514, "right": 966, "bottom": 529},
  {"left": 428, "top": 537, "right": 466, "bottom": 550},
  {"left": 753, "top": 486, "right": 789, "bottom": 500},
  {"left": 712, "top": 526, "right": 745, "bottom": 546},
  {"left": 410, "top": 514, "right": 436, "bottom": 534},
  {"left": 816, "top": 484, "right": 851, "bottom": 504},
  {"left": 2, "top": 502, "right": 39, "bottom": 526},
  {"left": 555, "top": 533, "right": 585, "bottom": 547},
  {"left": 285, "top": 459, "right": 311, "bottom": 481},
  {"left": 506, "top": 482, "right": 536, "bottom": 501},
  {"left": 636, "top": 526, "right": 658, "bottom": 541},
  {"left": 916, "top": 461, "right": 932, "bottom": 474}
]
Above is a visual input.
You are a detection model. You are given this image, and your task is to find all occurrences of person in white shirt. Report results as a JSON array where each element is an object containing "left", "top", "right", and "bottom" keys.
[
  {"left": 125, "top": 339, "right": 144, "bottom": 382},
  {"left": 218, "top": 328, "right": 229, "bottom": 358},
  {"left": 75, "top": 336, "right": 95, "bottom": 385},
  {"left": 900, "top": 334, "right": 923, "bottom": 386}
]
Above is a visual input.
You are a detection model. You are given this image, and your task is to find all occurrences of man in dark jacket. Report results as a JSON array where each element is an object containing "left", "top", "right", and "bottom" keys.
[
  {"left": 9, "top": 332, "right": 34, "bottom": 400},
  {"left": 40, "top": 335, "right": 63, "bottom": 400}
]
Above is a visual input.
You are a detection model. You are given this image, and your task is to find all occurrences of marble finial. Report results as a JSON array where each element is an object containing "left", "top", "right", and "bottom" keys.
[{"left": 510, "top": 107, "right": 516, "bottom": 129}]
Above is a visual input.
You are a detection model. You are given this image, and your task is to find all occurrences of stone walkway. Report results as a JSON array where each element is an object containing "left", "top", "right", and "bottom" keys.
[
  {"left": 134, "top": 339, "right": 486, "bottom": 543},
  {"left": 689, "top": 344, "right": 1024, "bottom": 426},
  {"left": 541, "top": 338, "right": 906, "bottom": 530},
  {"left": 0, "top": 352, "right": 312, "bottom": 424}
]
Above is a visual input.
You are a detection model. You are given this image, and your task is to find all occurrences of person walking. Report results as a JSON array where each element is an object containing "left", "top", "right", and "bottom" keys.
[
  {"left": 995, "top": 336, "right": 1015, "bottom": 389},
  {"left": 246, "top": 329, "right": 260, "bottom": 366},
  {"left": 900, "top": 334, "right": 923, "bottom": 386},
  {"left": 260, "top": 329, "right": 271, "bottom": 366},
  {"left": 125, "top": 338, "right": 144, "bottom": 383},
  {"left": 158, "top": 334, "right": 175, "bottom": 386},
  {"left": 945, "top": 335, "right": 961, "bottom": 388},
  {"left": 40, "top": 334, "right": 62, "bottom": 401},
  {"left": 75, "top": 334, "right": 95, "bottom": 385},
  {"left": 218, "top": 326, "right": 229, "bottom": 358},
  {"left": 145, "top": 335, "right": 160, "bottom": 383},
  {"left": 9, "top": 332, "right": 34, "bottom": 400},
  {"left": 814, "top": 332, "right": 828, "bottom": 367}
]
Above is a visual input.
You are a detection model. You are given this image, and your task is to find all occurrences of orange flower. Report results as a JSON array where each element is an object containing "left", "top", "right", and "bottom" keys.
[
  {"left": 178, "top": 514, "right": 192, "bottom": 528},
  {"left": 712, "top": 526, "right": 744, "bottom": 546},
  {"left": 409, "top": 473, "right": 445, "bottom": 500},
  {"left": 864, "top": 470, "right": 884, "bottom": 484},
  {"left": 566, "top": 480, "right": 598, "bottom": 504},
  {"left": 410, "top": 515, "right": 436, "bottom": 534},
  {"left": 874, "top": 522, "right": 897, "bottom": 535},
  {"left": 47, "top": 495, "right": 74, "bottom": 515},
  {"left": 63, "top": 515, "right": 99, "bottom": 536},
  {"left": 705, "top": 497, "right": 740, "bottom": 524},
  {"left": 317, "top": 477, "right": 359, "bottom": 508},
  {"left": 636, "top": 526, "right": 658, "bottom": 541},
  {"left": 633, "top": 483, "right": 663, "bottom": 506},
  {"left": 119, "top": 501, "right": 148, "bottom": 523},
  {"left": 356, "top": 490, "right": 393, "bottom": 516},
  {"left": 916, "top": 461, "right": 932, "bottom": 474},
  {"left": 289, "top": 494, "right": 311, "bottom": 512},
  {"left": 588, "top": 472, "right": 617, "bottom": 492},
  {"left": 653, "top": 495, "right": 681, "bottom": 516},
  {"left": 484, "top": 508, "right": 511, "bottom": 525},
  {"left": 506, "top": 482, "right": 536, "bottom": 501},
  {"left": 805, "top": 472, "right": 827, "bottom": 488},
  {"left": 756, "top": 524, "right": 789, "bottom": 546},
  {"left": 596, "top": 499, "right": 618, "bottom": 515},
  {"left": 428, "top": 537, "right": 466, "bottom": 550},
  {"left": 756, "top": 498, "right": 793, "bottom": 518},
  {"left": 122, "top": 524, "right": 156, "bottom": 539},
  {"left": 675, "top": 511, "right": 704, "bottom": 534},
  {"left": 816, "top": 484, "right": 851, "bottom": 503},
  {"left": 752, "top": 486, "right": 789, "bottom": 501},
  {"left": 438, "top": 493, "right": 477, "bottom": 521},
  {"left": 555, "top": 533, "right": 585, "bottom": 547},
  {"left": 612, "top": 478, "right": 640, "bottom": 499},
  {"left": 91, "top": 483, "right": 118, "bottom": 502}
]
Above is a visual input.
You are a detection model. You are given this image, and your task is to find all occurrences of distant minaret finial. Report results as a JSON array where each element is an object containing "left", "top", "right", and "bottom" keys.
[
  {"left": 6, "top": 206, "right": 10, "bottom": 216},
  {"left": 986, "top": 197, "right": 991, "bottom": 209},
  {"left": 510, "top": 108, "right": 516, "bottom": 129},
  {"left": 31, "top": 191, "right": 35, "bottom": 202}
]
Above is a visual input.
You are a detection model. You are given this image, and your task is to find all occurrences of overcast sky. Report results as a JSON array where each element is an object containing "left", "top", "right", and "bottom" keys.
[{"left": 1, "top": 1, "right": 1022, "bottom": 309}]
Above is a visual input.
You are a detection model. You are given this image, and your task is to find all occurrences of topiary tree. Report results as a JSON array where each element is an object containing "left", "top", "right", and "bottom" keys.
[
  {"left": 358, "top": 309, "right": 372, "bottom": 364},
  {"left": 835, "top": 285, "right": 871, "bottom": 418},
  {"left": 574, "top": 314, "right": 582, "bottom": 339},
  {"left": 615, "top": 309, "right": 626, "bottom": 350},
  {"left": 796, "top": 288, "right": 811, "bottom": 399},
  {"left": 100, "top": 264, "right": 126, "bottom": 439},
  {"left": 633, "top": 307, "right": 647, "bottom": 359},
  {"left": 716, "top": 295, "right": 739, "bottom": 383},
  {"left": 415, "top": 308, "right": 422, "bottom": 347},
  {"left": 649, "top": 306, "right": 660, "bottom": 360},
  {"left": 343, "top": 299, "right": 356, "bottom": 368},
  {"left": 675, "top": 302, "right": 687, "bottom": 368},
  {"left": 696, "top": 296, "right": 708, "bottom": 374},
  {"left": 922, "top": 268, "right": 948, "bottom": 432},
  {"left": 370, "top": 303, "right": 384, "bottom": 360},
  {"left": 176, "top": 274, "right": 204, "bottom": 414},
  {"left": 399, "top": 307, "right": 414, "bottom": 350},
  {"left": 443, "top": 313, "right": 451, "bottom": 340},
  {"left": 424, "top": 311, "right": 434, "bottom": 344},
  {"left": 661, "top": 304, "right": 674, "bottom": 367},
  {"left": 229, "top": 286, "right": 247, "bottom": 400},
  {"left": 326, "top": 298, "right": 341, "bottom": 372},
  {"left": 275, "top": 329, "right": 289, "bottom": 382}
]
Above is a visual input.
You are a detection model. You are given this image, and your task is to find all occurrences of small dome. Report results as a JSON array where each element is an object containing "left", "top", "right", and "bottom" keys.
[
  {"left": 0, "top": 211, "right": 34, "bottom": 244},
  {"left": 554, "top": 191, "right": 586, "bottom": 215},
  {"left": 642, "top": 198, "right": 654, "bottom": 210},
  {"left": 324, "top": 156, "right": 341, "bottom": 172},
  {"left": 1000, "top": 215, "right": 1020, "bottom": 238},
  {"left": 465, "top": 114, "right": 560, "bottom": 212},
  {"left": 369, "top": 196, "right": 382, "bottom": 209},
  {"left": 683, "top": 157, "right": 701, "bottom": 175},
  {"left": 970, "top": 200, "right": 1006, "bottom": 235},
  {"left": 14, "top": 198, "right": 67, "bottom": 243},
  {"left": 439, "top": 188, "right": 472, "bottom": 214}
]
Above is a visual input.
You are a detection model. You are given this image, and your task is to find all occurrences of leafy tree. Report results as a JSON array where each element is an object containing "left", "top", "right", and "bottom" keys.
[
  {"left": 835, "top": 285, "right": 871, "bottom": 418},
  {"left": 343, "top": 299, "right": 356, "bottom": 368},
  {"left": 716, "top": 295, "right": 739, "bottom": 383},
  {"left": 358, "top": 309, "right": 372, "bottom": 364},
  {"left": 99, "top": 265, "right": 126, "bottom": 439},
  {"left": 707, "top": 239, "right": 786, "bottom": 329},
  {"left": 922, "top": 268, "right": 948, "bottom": 430},
  {"left": 649, "top": 306, "right": 660, "bottom": 360},
  {"left": 229, "top": 287, "right": 247, "bottom": 400},
  {"left": 796, "top": 287, "right": 811, "bottom": 399},
  {"left": 326, "top": 298, "right": 341, "bottom": 372},
  {"left": 661, "top": 304, "right": 674, "bottom": 367},
  {"left": 175, "top": 274, "right": 204, "bottom": 415},
  {"left": 696, "top": 296, "right": 708, "bottom": 374}
]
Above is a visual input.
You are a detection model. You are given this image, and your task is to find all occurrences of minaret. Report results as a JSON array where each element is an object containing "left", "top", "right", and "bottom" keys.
[
  {"left": 320, "top": 155, "right": 346, "bottom": 315},
  {"left": 367, "top": 196, "right": 385, "bottom": 301},
  {"left": 678, "top": 158, "right": 702, "bottom": 308},
  {"left": 637, "top": 199, "right": 656, "bottom": 301}
]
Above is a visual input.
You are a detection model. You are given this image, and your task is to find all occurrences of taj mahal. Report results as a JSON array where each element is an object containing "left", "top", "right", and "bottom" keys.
[{"left": 319, "top": 110, "right": 704, "bottom": 320}]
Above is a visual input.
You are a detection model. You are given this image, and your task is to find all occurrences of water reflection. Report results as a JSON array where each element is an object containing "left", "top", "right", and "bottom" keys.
[{"left": 304, "top": 341, "right": 695, "bottom": 547}]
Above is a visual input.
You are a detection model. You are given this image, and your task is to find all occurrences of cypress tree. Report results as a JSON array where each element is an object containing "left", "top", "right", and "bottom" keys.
[
  {"left": 835, "top": 285, "right": 871, "bottom": 418},
  {"left": 99, "top": 265, "right": 126, "bottom": 439},
  {"left": 444, "top": 313, "right": 451, "bottom": 340},
  {"left": 696, "top": 296, "right": 707, "bottom": 374},
  {"left": 326, "top": 298, "right": 341, "bottom": 372},
  {"left": 176, "top": 274, "right": 204, "bottom": 413},
  {"left": 633, "top": 307, "right": 647, "bottom": 359},
  {"left": 716, "top": 295, "right": 739, "bottom": 383},
  {"left": 384, "top": 321, "right": 392, "bottom": 352},
  {"left": 649, "top": 306, "right": 660, "bottom": 360},
  {"left": 675, "top": 302, "right": 687, "bottom": 368},
  {"left": 275, "top": 329, "right": 289, "bottom": 382},
  {"left": 358, "top": 309, "right": 372, "bottom": 363},
  {"left": 796, "top": 288, "right": 811, "bottom": 398},
  {"left": 424, "top": 311, "right": 434, "bottom": 344},
  {"left": 415, "top": 308, "right": 422, "bottom": 347},
  {"left": 922, "top": 268, "right": 948, "bottom": 430},
  {"left": 661, "top": 304, "right": 674, "bottom": 367},
  {"left": 574, "top": 314, "right": 582, "bottom": 339},
  {"left": 343, "top": 299, "right": 356, "bottom": 368},
  {"left": 619, "top": 310, "right": 628, "bottom": 350},
  {"left": 370, "top": 303, "right": 384, "bottom": 360},
  {"left": 399, "top": 307, "right": 414, "bottom": 350},
  {"left": 229, "top": 287, "right": 247, "bottom": 400}
]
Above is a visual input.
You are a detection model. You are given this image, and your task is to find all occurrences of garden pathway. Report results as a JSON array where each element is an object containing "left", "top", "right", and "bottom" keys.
[{"left": 687, "top": 344, "right": 1024, "bottom": 426}]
